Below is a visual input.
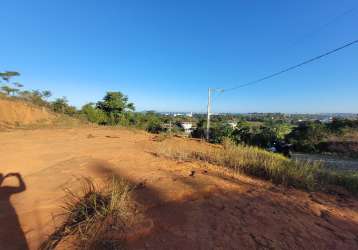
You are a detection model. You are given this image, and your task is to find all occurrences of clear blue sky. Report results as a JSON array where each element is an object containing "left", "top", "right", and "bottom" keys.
[{"left": 1, "top": 0, "right": 357, "bottom": 113}]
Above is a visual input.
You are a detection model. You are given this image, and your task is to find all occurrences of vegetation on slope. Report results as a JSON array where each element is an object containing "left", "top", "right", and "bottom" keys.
[
  {"left": 0, "top": 70, "right": 180, "bottom": 133},
  {"left": 2, "top": 70, "right": 358, "bottom": 158},
  {"left": 157, "top": 139, "right": 358, "bottom": 194},
  {"left": 286, "top": 120, "right": 358, "bottom": 157}
]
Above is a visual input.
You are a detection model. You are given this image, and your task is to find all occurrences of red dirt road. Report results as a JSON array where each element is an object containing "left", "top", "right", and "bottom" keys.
[{"left": 1, "top": 127, "right": 358, "bottom": 249}]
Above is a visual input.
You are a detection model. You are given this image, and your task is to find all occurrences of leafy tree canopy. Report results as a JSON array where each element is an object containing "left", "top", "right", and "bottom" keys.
[
  {"left": 96, "top": 92, "right": 135, "bottom": 114},
  {"left": 0, "top": 71, "right": 20, "bottom": 82}
]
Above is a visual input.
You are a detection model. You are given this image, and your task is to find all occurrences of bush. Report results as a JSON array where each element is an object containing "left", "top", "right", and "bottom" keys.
[
  {"left": 51, "top": 97, "right": 78, "bottom": 116},
  {"left": 286, "top": 121, "right": 328, "bottom": 152},
  {"left": 209, "top": 123, "right": 234, "bottom": 144},
  {"left": 81, "top": 103, "right": 108, "bottom": 124},
  {"left": 146, "top": 119, "right": 165, "bottom": 134},
  {"left": 191, "top": 120, "right": 234, "bottom": 143}
]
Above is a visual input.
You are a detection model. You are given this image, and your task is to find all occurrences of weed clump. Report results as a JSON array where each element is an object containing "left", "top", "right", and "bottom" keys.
[{"left": 40, "top": 177, "right": 131, "bottom": 250}]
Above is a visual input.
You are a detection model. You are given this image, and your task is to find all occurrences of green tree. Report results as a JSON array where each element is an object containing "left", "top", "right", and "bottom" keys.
[
  {"left": 230, "top": 123, "right": 280, "bottom": 148},
  {"left": 42, "top": 90, "right": 52, "bottom": 100},
  {"left": 19, "top": 90, "right": 48, "bottom": 106},
  {"left": 0, "top": 71, "right": 22, "bottom": 96},
  {"left": 96, "top": 92, "right": 135, "bottom": 125},
  {"left": 1, "top": 85, "right": 17, "bottom": 96},
  {"left": 142, "top": 112, "right": 165, "bottom": 133},
  {"left": 209, "top": 123, "right": 234, "bottom": 143},
  {"left": 13, "top": 82, "right": 24, "bottom": 88},
  {"left": 286, "top": 121, "right": 327, "bottom": 152},
  {"left": 64, "top": 105, "right": 77, "bottom": 116},
  {"left": 0, "top": 71, "right": 20, "bottom": 82},
  {"left": 191, "top": 119, "right": 206, "bottom": 139},
  {"left": 81, "top": 103, "right": 107, "bottom": 124},
  {"left": 51, "top": 97, "right": 69, "bottom": 113}
]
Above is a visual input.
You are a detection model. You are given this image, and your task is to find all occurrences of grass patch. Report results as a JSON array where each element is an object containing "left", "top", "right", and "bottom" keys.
[
  {"left": 40, "top": 177, "right": 131, "bottom": 250},
  {"left": 152, "top": 133, "right": 173, "bottom": 142},
  {"left": 157, "top": 139, "right": 358, "bottom": 194}
]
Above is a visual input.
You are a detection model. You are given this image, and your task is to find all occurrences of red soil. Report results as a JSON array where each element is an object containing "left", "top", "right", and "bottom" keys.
[{"left": 0, "top": 127, "right": 357, "bottom": 249}]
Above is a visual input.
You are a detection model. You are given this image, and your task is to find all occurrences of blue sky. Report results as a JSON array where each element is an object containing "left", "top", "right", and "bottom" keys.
[{"left": 1, "top": 0, "right": 357, "bottom": 113}]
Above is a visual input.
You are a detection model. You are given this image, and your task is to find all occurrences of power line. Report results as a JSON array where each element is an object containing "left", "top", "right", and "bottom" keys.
[
  {"left": 290, "top": 7, "right": 357, "bottom": 47},
  {"left": 222, "top": 38, "right": 358, "bottom": 93}
]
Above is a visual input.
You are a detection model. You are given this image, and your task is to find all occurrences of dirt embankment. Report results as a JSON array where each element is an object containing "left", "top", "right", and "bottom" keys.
[
  {"left": 0, "top": 128, "right": 357, "bottom": 249},
  {"left": 0, "top": 98, "right": 55, "bottom": 128}
]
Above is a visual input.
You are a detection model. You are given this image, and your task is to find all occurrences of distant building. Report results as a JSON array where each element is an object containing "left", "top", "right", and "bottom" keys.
[
  {"left": 172, "top": 112, "right": 193, "bottom": 117},
  {"left": 320, "top": 117, "right": 333, "bottom": 123},
  {"left": 180, "top": 122, "right": 193, "bottom": 134},
  {"left": 227, "top": 122, "right": 237, "bottom": 129}
]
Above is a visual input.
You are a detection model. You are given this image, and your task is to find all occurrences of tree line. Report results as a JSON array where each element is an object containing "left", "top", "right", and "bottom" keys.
[
  {"left": 2, "top": 70, "right": 357, "bottom": 157},
  {"left": 0, "top": 70, "right": 184, "bottom": 133}
]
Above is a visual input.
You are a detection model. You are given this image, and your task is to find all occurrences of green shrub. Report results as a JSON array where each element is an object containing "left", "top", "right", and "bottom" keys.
[
  {"left": 146, "top": 119, "right": 165, "bottom": 134},
  {"left": 81, "top": 103, "right": 108, "bottom": 124}
]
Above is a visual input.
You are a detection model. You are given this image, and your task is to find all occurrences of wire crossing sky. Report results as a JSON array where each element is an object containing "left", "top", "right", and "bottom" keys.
[
  {"left": 221, "top": 39, "right": 358, "bottom": 92},
  {"left": 1, "top": 0, "right": 358, "bottom": 113}
]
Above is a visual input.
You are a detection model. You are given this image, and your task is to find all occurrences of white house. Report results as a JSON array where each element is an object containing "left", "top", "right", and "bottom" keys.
[
  {"left": 181, "top": 122, "right": 193, "bottom": 134},
  {"left": 227, "top": 122, "right": 237, "bottom": 129}
]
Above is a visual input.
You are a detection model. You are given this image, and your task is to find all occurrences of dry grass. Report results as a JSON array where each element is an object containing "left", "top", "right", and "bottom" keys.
[
  {"left": 40, "top": 177, "right": 131, "bottom": 250},
  {"left": 157, "top": 138, "right": 358, "bottom": 194},
  {"left": 152, "top": 133, "right": 172, "bottom": 142}
]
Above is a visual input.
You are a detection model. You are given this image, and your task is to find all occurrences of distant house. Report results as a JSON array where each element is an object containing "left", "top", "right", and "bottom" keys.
[
  {"left": 180, "top": 122, "right": 193, "bottom": 134},
  {"left": 320, "top": 117, "right": 333, "bottom": 123},
  {"left": 227, "top": 122, "right": 237, "bottom": 129},
  {"left": 173, "top": 112, "right": 193, "bottom": 117}
]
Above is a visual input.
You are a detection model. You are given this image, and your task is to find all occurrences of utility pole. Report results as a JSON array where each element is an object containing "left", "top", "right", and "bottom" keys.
[
  {"left": 206, "top": 88, "right": 211, "bottom": 141},
  {"left": 206, "top": 88, "right": 223, "bottom": 141}
]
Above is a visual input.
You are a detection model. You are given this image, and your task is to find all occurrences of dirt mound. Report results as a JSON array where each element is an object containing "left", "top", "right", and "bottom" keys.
[
  {"left": 0, "top": 128, "right": 357, "bottom": 249},
  {"left": 0, "top": 98, "right": 55, "bottom": 128}
]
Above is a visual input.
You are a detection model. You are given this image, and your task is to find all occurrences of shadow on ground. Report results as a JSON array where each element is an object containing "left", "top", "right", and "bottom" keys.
[
  {"left": 0, "top": 172, "right": 29, "bottom": 250},
  {"left": 88, "top": 161, "right": 358, "bottom": 250}
]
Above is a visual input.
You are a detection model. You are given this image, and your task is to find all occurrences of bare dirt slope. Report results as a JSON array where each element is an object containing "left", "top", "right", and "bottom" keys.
[
  {"left": 0, "top": 98, "right": 55, "bottom": 128},
  {"left": 0, "top": 128, "right": 358, "bottom": 249}
]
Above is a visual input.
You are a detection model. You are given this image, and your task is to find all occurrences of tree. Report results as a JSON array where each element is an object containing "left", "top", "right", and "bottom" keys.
[
  {"left": 0, "top": 71, "right": 22, "bottom": 97},
  {"left": 13, "top": 82, "right": 23, "bottom": 88},
  {"left": 96, "top": 92, "right": 135, "bottom": 124},
  {"left": 51, "top": 97, "right": 69, "bottom": 113},
  {"left": 141, "top": 112, "right": 166, "bottom": 133},
  {"left": 209, "top": 123, "right": 234, "bottom": 144},
  {"left": 18, "top": 90, "right": 47, "bottom": 106},
  {"left": 64, "top": 105, "right": 77, "bottom": 116},
  {"left": 51, "top": 97, "right": 78, "bottom": 115},
  {"left": 81, "top": 103, "right": 107, "bottom": 124},
  {"left": 1, "top": 85, "right": 18, "bottom": 96},
  {"left": 286, "top": 121, "right": 327, "bottom": 152},
  {"left": 0, "top": 71, "right": 20, "bottom": 82},
  {"left": 42, "top": 90, "right": 52, "bottom": 100},
  {"left": 191, "top": 119, "right": 206, "bottom": 139}
]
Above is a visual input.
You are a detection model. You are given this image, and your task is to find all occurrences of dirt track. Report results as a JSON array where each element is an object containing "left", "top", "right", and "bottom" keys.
[{"left": 1, "top": 127, "right": 358, "bottom": 249}]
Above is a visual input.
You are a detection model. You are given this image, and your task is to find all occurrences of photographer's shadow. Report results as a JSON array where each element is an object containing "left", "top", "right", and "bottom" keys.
[{"left": 0, "top": 172, "right": 28, "bottom": 250}]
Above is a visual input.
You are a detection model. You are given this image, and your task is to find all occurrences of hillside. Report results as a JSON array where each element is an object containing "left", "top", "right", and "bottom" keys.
[
  {"left": 1, "top": 127, "right": 357, "bottom": 249},
  {"left": 0, "top": 98, "right": 56, "bottom": 128}
]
